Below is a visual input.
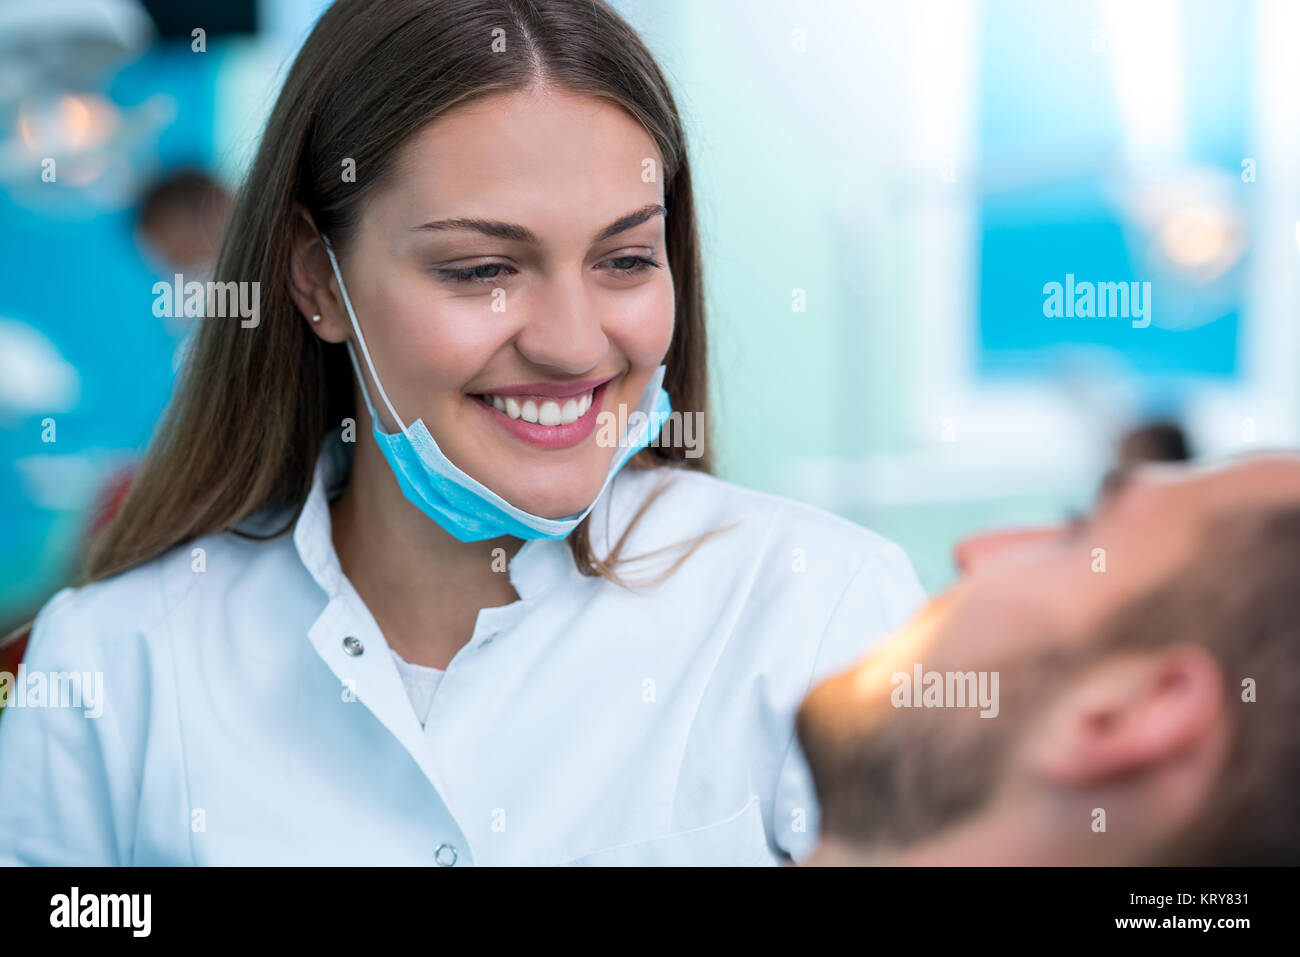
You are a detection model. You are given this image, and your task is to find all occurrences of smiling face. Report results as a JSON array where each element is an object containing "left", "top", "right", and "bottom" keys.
[
  {"left": 797, "top": 454, "right": 1300, "bottom": 864},
  {"left": 319, "top": 85, "right": 675, "bottom": 519}
]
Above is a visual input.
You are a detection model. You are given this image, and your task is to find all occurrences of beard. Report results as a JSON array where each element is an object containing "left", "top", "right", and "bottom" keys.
[{"left": 795, "top": 647, "right": 1071, "bottom": 852}]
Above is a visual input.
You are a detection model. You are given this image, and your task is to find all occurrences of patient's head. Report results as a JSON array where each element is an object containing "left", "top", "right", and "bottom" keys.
[{"left": 797, "top": 455, "right": 1300, "bottom": 865}]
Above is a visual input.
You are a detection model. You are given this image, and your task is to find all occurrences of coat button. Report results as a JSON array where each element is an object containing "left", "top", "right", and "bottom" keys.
[
  {"left": 342, "top": 636, "right": 364, "bottom": 656},
  {"left": 434, "top": 843, "right": 458, "bottom": 866}
]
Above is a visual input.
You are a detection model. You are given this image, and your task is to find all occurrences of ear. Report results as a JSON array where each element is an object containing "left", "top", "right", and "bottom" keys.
[
  {"left": 288, "top": 205, "right": 350, "bottom": 344},
  {"left": 1031, "top": 644, "right": 1225, "bottom": 787}
]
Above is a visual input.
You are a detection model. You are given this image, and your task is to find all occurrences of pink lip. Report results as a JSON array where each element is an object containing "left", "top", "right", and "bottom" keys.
[{"left": 471, "top": 380, "right": 611, "bottom": 450}]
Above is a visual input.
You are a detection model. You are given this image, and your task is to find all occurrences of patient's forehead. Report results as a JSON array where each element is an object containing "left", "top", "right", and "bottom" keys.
[
  {"left": 1196, "top": 455, "right": 1300, "bottom": 506},
  {"left": 1119, "top": 454, "right": 1300, "bottom": 503}
]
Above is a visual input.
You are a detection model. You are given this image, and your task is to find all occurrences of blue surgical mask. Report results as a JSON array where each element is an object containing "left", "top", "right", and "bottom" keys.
[{"left": 320, "top": 235, "right": 673, "bottom": 543}]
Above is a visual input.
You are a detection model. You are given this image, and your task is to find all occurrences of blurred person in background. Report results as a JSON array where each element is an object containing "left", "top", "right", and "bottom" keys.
[
  {"left": 136, "top": 166, "right": 233, "bottom": 284},
  {"left": 1116, "top": 420, "right": 1191, "bottom": 467},
  {"left": 77, "top": 169, "right": 233, "bottom": 557},
  {"left": 797, "top": 453, "right": 1300, "bottom": 866},
  {"left": 134, "top": 166, "right": 234, "bottom": 373}
]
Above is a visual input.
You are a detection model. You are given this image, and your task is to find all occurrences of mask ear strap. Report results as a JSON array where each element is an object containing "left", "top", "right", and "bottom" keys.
[
  {"left": 343, "top": 339, "right": 380, "bottom": 427},
  {"left": 321, "top": 234, "right": 408, "bottom": 433}
]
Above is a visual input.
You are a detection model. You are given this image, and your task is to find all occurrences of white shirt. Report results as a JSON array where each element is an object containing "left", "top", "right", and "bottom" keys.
[
  {"left": 0, "top": 430, "right": 924, "bottom": 866},
  {"left": 391, "top": 649, "right": 444, "bottom": 727}
]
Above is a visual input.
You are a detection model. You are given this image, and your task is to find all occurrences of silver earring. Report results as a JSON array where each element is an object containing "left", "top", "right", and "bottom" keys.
[{"left": 311, "top": 313, "right": 322, "bottom": 324}]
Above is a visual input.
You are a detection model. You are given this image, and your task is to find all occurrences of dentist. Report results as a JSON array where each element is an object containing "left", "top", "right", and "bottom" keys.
[{"left": 0, "top": 0, "right": 924, "bottom": 866}]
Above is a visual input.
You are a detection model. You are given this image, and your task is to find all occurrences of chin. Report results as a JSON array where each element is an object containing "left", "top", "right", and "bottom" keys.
[
  {"left": 488, "top": 449, "right": 611, "bottom": 516},
  {"left": 458, "top": 442, "right": 611, "bottom": 520},
  {"left": 506, "top": 485, "right": 602, "bottom": 519}
]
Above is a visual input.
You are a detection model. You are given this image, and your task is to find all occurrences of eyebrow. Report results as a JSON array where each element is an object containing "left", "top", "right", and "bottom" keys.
[
  {"left": 1054, "top": 467, "right": 1132, "bottom": 539},
  {"left": 1096, "top": 465, "right": 1133, "bottom": 507},
  {"left": 410, "top": 203, "right": 667, "bottom": 245},
  {"left": 1078, "top": 464, "right": 1141, "bottom": 534}
]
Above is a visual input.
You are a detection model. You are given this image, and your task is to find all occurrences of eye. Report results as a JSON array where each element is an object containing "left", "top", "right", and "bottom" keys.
[
  {"left": 1061, "top": 512, "right": 1089, "bottom": 541},
  {"left": 433, "top": 254, "right": 663, "bottom": 286},
  {"left": 599, "top": 254, "right": 663, "bottom": 277},
  {"left": 434, "top": 262, "right": 517, "bottom": 285}
]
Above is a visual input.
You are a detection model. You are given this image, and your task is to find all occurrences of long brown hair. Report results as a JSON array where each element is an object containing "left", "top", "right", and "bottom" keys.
[{"left": 83, "top": 0, "right": 715, "bottom": 588}]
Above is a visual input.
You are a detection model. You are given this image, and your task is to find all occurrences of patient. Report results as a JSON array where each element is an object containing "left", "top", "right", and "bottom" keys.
[{"left": 796, "top": 455, "right": 1300, "bottom": 866}]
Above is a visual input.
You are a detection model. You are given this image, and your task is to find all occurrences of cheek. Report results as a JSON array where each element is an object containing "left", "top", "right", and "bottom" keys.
[
  {"left": 378, "top": 284, "right": 502, "bottom": 392},
  {"left": 607, "top": 273, "right": 675, "bottom": 362},
  {"left": 928, "top": 582, "right": 1050, "bottom": 671}
]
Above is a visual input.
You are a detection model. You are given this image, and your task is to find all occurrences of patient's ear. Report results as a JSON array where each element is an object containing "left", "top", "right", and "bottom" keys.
[
  {"left": 287, "top": 204, "right": 349, "bottom": 344},
  {"left": 1029, "top": 644, "right": 1225, "bottom": 787}
]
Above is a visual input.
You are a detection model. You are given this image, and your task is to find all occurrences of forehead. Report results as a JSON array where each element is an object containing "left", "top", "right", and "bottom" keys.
[
  {"left": 384, "top": 87, "right": 662, "bottom": 220},
  {"left": 1119, "top": 454, "right": 1300, "bottom": 511}
]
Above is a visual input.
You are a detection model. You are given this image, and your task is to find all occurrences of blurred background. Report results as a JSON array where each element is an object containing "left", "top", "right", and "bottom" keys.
[{"left": 1, "top": 0, "right": 1297, "bottom": 635}]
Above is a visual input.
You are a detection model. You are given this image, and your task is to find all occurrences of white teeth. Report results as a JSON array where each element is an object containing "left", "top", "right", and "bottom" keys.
[
  {"left": 484, "top": 389, "right": 595, "bottom": 426},
  {"left": 538, "top": 400, "right": 561, "bottom": 426}
]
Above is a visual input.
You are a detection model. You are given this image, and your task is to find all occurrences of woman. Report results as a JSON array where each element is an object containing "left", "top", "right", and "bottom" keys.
[{"left": 0, "top": 0, "right": 924, "bottom": 866}]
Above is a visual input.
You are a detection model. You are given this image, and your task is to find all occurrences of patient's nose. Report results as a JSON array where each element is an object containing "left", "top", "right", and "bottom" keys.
[{"left": 952, "top": 524, "right": 1069, "bottom": 574}]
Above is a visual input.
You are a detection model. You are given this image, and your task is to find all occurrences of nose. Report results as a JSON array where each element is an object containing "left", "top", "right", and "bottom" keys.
[
  {"left": 952, "top": 524, "right": 1070, "bottom": 574},
  {"left": 512, "top": 270, "right": 609, "bottom": 375}
]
